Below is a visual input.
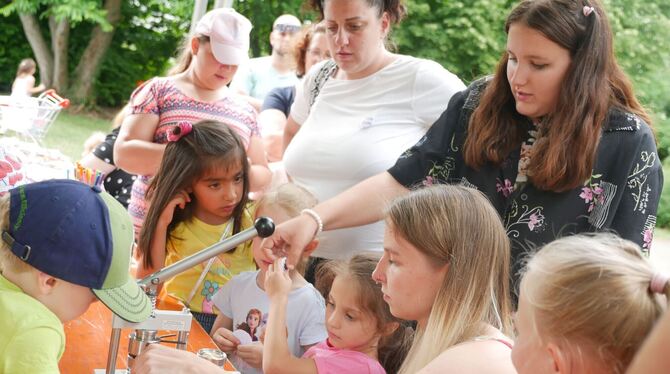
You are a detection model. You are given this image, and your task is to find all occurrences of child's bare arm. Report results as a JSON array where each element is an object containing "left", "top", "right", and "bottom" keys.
[
  {"left": 263, "top": 259, "right": 318, "bottom": 374},
  {"left": 28, "top": 77, "right": 45, "bottom": 94},
  {"left": 246, "top": 135, "right": 272, "bottom": 192}
]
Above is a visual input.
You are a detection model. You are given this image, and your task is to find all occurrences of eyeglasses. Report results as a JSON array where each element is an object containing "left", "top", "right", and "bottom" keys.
[
  {"left": 307, "top": 48, "right": 331, "bottom": 60},
  {"left": 274, "top": 24, "right": 301, "bottom": 34}
]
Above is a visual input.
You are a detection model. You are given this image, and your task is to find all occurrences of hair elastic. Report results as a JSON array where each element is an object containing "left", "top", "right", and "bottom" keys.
[
  {"left": 167, "top": 121, "right": 193, "bottom": 142},
  {"left": 650, "top": 273, "right": 669, "bottom": 294},
  {"left": 582, "top": 6, "right": 595, "bottom": 17}
]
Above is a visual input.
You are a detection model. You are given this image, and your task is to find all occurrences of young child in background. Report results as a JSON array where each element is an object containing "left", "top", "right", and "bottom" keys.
[
  {"left": 11, "top": 58, "right": 45, "bottom": 97},
  {"left": 513, "top": 233, "right": 669, "bottom": 374},
  {"left": 211, "top": 183, "right": 327, "bottom": 374},
  {"left": 0, "top": 180, "right": 151, "bottom": 372},
  {"left": 136, "top": 120, "right": 256, "bottom": 334},
  {"left": 82, "top": 132, "right": 107, "bottom": 157},
  {"left": 263, "top": 253, "right": 413, "bottom": 374},
  {"left": 79, "top": 104, "right": 136, "bottom": 208}
]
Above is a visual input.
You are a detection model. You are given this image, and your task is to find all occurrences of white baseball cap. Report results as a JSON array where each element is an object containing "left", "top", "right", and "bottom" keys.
[{"left": 194, "top": 8, "right": 252, "bottom": 65}]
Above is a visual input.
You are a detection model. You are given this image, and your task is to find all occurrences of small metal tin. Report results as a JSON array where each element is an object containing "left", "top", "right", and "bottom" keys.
[{"left": 197, "top": 348, "right": 227, "bottom": 367}]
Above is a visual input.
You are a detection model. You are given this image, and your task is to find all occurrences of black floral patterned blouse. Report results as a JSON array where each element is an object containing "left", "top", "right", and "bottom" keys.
[{"left": 389, "top": 79, "right": 663, "bottom": 283}]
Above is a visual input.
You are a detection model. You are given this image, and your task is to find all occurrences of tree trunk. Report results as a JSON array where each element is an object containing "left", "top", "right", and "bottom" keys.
[
  {"left": 69, "top": 0, "right": 122, "bottom": 103},
  {"left": 49, "top": 16, "right": 70, "bottom": 93},
  {"left": 18, "top": 13, "right": 53, "bottom": 87}
]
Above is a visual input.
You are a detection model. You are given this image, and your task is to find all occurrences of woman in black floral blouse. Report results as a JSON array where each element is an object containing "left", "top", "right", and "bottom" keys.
[{"left": 262, "top": 0, "right": 662, "bottom": 290}]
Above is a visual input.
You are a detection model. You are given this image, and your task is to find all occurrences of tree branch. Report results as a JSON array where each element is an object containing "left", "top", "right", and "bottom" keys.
[
  {"left": 50, "top": 16, "right": 70, "bottom": 92},
  {"left": 69, "top": 0, "right": 122, "bottom": 103},
  {"left": 19, "top": 12, "right": 53, "bottom": 87}
]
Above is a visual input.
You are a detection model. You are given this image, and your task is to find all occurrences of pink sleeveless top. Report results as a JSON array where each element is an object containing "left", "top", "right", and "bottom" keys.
[{"left": 126, "top": 77, "right": 259, "bottom": 235}]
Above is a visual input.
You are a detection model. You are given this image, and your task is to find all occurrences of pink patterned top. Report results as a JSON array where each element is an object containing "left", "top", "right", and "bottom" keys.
[{"left": 126, "top": 77, "right": 259, "bottom": 235}]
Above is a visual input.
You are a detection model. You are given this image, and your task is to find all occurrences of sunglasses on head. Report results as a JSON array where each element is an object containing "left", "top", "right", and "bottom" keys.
[{"left": 274, "top": 24, "right": 301, "bottom": 34}]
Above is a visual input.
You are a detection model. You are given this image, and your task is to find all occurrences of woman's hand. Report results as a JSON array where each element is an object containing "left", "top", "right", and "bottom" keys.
[
  {"left": 211, "top": 327, "right": 240, "bottom": 355},
  {"left": 264, "top": 257, "right": 293, "bottom": 300},
  {"left": 260, "top": 214, "right": 317, "bottom": 268},
  {"left": 158, "top": 190, "right": 191, "bottom": 227}
]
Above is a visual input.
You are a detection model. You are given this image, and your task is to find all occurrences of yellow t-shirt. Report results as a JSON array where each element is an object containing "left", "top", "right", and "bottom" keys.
[{"left": 164, "top": 204, "right": 256, "bottom": 314}]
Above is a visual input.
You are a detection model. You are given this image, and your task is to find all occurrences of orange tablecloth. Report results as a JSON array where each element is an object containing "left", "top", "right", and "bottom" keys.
[{"left": 59, "top": 297, "right": 236, "bottom": 372}]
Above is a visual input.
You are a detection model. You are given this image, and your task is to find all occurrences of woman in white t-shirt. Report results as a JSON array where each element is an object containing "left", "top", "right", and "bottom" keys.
[{"left": 282, "top": 0, "right": 464, "bottom": 277}]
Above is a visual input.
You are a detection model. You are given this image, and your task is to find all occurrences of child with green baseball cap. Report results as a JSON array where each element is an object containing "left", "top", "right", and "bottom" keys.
[{"left": 0, "top": 179, "right": 152, "bottom": 372}]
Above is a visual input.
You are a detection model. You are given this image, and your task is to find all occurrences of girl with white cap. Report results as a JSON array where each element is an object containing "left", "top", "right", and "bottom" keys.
[{"left": 115, "top": 8, "right": 271, "bottom": 238}]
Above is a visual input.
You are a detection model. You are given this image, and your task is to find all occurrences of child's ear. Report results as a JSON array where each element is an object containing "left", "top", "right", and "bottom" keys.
[
  {"left": 547, "top": 342, "right": 566, "bottom": 373},
  {"left": 36, "top": 272, "right": 58, "bottom": 295},
  {"left": 302, "top": 239, "right": 319, "bottom": 258},
  {"left": 190, "top": 37, "right": 200, "bottom": 56}
]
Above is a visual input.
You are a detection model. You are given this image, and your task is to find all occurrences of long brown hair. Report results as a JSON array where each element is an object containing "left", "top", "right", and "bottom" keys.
[
  {"left": 521, "top": 233, "right": 669, "bottom": 373},
  {"left": 318, "top": 253, "right": 414, "bottom": 374},
  {"left": 465, "top": 0, "right": 651, "bottom": 192},
  {"left": 138, "top": 120, "right": 250, "bottom": 269},
  {"left": 388, "top": 185, "right": 513, "bottom": 373}
]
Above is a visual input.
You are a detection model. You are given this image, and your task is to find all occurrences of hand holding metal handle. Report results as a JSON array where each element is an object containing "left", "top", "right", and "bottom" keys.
[
  {"left": 139, "top": 217, "right": 276, "bottom": 288},
  {"left": 104, "top": 217, "right": 275, "bottom": 374}
]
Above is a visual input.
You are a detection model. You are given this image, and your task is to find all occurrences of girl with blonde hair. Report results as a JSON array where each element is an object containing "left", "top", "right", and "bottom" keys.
[
  {"left": 373, "top": 185, "right": 515, "bottom": 373},
  {"left": 513, "top": 233, "right": 669, "bottom": 374}
]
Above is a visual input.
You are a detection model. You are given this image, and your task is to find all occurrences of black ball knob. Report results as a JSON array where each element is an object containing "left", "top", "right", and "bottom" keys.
[{"left": 254, "top": 217, "right": 275, "bottom": 238}]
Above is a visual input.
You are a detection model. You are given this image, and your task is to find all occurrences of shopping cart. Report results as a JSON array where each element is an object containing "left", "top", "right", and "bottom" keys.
[{"left": 0, "top": 89, "right": 70, "bottom": 145}]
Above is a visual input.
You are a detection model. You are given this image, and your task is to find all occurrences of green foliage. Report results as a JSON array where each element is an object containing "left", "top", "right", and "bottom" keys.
[
  {"left": 0, "top": 10, "right": 30, "bottom": 93},
  {"left": 233, "top": 0, "right": 314, "bottom": 57},
  {"left": 0, "top": 0, "right": 111, "bottom": 29},
  {"left": 93, "top": 0, "right": 192, "bottom": 106},
  {"left": 394, "top": 0, "right": 514, "bottom": 82},
  {"left": 657, "top": 160, "right": 670, "bottom": 228}
]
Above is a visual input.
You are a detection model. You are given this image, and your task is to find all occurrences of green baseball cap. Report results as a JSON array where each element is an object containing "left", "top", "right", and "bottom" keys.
[{"left": 3, "top": 180, "right": 151, "bottom": 322}]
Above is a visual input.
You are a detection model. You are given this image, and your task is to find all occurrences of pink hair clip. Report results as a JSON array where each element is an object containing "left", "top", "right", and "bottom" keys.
[
  {"left": 167, "top": 121, "right": 193, "bottom": 142},
  {"left": 583, "top": 6, "right": 595, "bottom": 17},
  {"left": 650, "top": 272, "right": 669, "bottom": 294}
]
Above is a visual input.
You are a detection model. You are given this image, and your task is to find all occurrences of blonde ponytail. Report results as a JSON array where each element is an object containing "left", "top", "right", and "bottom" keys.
[{"left": 521, "top": 233, "right": 668, "bottom": 373}]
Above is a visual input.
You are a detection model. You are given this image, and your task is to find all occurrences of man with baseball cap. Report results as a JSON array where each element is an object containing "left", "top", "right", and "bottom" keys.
[
  {"left": 230, "top": 14, "right": 303, "bottom": 111},
  {"left": 0, "top": 180, "right": 151, "bottom": 372}
]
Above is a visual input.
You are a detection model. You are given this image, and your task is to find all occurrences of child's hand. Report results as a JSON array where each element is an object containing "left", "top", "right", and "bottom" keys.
[
  {"left": 158, "top": 190, "right": 191, "bottom": 227},
  {"left": 211, "top": 327, "right": 240, "bottom": 355},
  {"left": 264, "top": 257, "right": 292, "bottom": 300},
  {"left": 237, "top": 342, "right": 263, "bottom": 369}
]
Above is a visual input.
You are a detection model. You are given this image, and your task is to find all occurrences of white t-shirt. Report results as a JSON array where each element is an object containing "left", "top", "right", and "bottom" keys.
[
  {"left": 10, "top": 76, "right": 33, "bottom": 97},
  {"left": 212, "top": 270, "right": 327, "bottom": 374},
  {"left": 231, "top": 56, "right": 299, "bottom": 101},
  {"left": 284, "top": 55, "right": 465, "bottom": 260}
]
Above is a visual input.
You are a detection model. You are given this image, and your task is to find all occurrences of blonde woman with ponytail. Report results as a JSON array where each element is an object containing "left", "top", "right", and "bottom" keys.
[
  {"left": 372, "top": 185, "right": 516, "bottom": 373},
  {"left": 513, "top": 233, "right": 669, "bottom": 374}
]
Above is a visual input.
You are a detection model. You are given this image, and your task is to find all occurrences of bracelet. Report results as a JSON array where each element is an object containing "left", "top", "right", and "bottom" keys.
[{"left": 301, "top": 209, "right": 323, "bottom": 238}]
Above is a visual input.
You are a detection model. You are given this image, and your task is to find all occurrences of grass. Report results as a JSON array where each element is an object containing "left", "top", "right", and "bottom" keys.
[{"left": 42, "top": 110, "right": 113, "bottom": 161}]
